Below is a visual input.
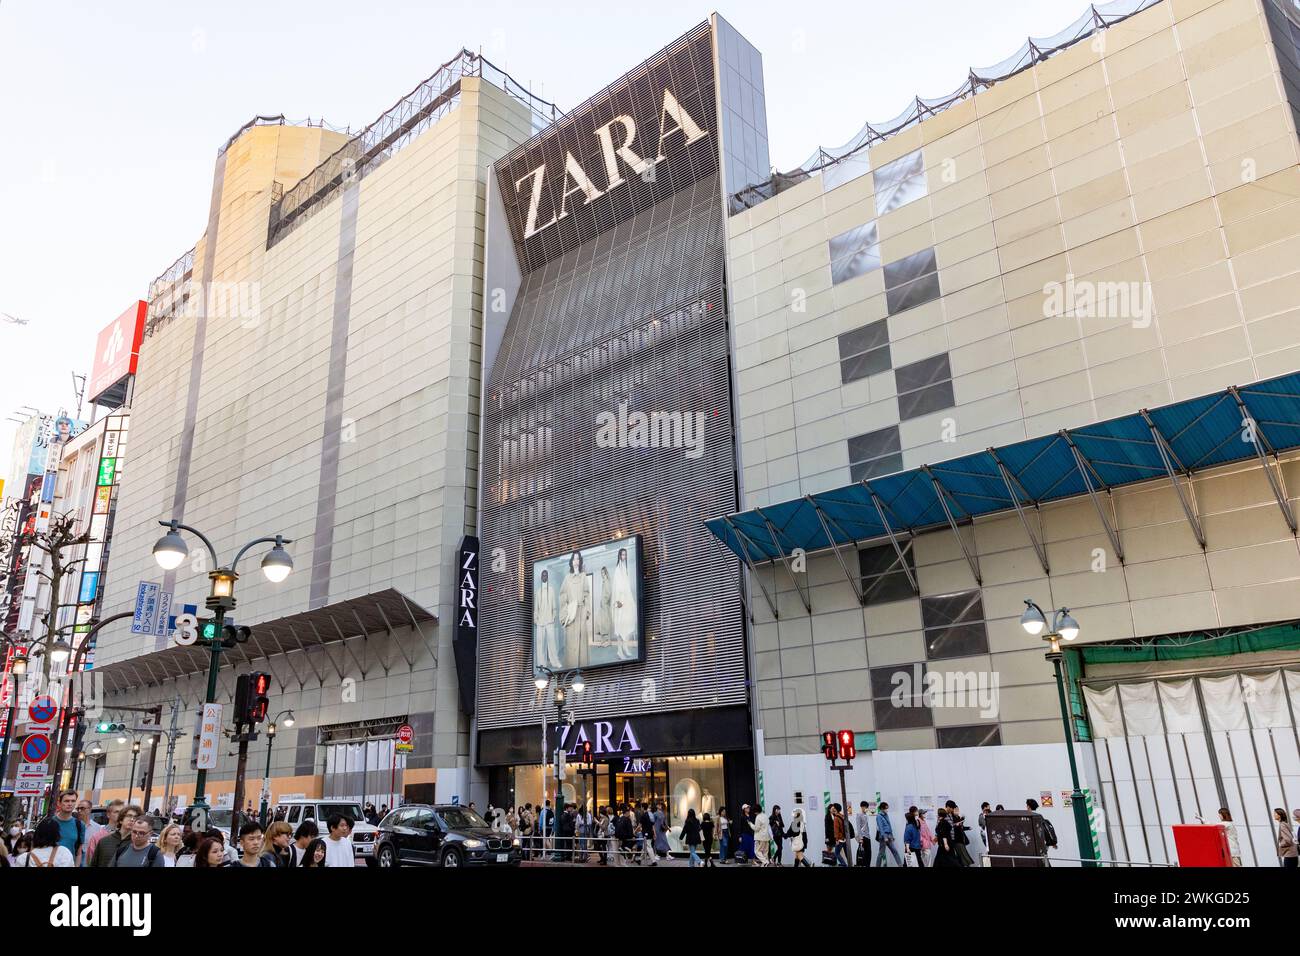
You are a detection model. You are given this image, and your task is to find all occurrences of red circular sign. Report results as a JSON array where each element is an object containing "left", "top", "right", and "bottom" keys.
[
  {"left": 397, "top": 724, "right": 414, "bottom": 745},
  {"left": 29, "top": 695, "right": 57, "bottom": 724}
]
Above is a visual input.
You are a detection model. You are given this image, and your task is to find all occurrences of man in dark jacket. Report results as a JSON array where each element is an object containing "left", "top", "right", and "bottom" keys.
[{"left": 90, "top": 806, "right": 139, "bottom": 867}]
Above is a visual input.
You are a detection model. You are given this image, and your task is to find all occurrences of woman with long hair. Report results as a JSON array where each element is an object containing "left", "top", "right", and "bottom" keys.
[
  {"left": 15, "top": 818, "right": 73, "bottom": 867},
  {"left": 933, "top": 808, "right": 961, "bottom": 867},
  {"left": 611, "top": 548, "right": 638, "bottom": 660},
  {"left": 558, "top": 552, "right": 592, "bottom": 667},
  {"left": 788, "top": 807, "right": 810, "bottom": 868},
  {"left": 193, "top": 837, "right": 227, "bottom": 868},
  {"left": 1276, "top": 808, "right": 1297, "bottom": 867},
  {"left": 300, "top": 838, "right": 329, "bottom": 867}
]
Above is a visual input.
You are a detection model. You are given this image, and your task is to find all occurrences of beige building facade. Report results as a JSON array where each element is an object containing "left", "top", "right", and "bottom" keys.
[{"left": 719, "top": 0, "right": 1300, "bottom": 863}]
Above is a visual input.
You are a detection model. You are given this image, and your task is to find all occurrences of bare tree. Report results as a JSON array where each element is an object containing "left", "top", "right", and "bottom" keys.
[{"left": 24, "top": 511, "right": 91, "bottom": 680}]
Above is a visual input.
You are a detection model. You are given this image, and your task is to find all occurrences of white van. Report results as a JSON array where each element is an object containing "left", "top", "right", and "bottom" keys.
[{"left": 274, "top": 799, "right": 378, "bottom": 866}]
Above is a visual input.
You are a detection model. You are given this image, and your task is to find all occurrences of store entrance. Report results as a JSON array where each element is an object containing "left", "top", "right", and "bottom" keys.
[{"left": 613, "top": 756, "right": 666, "bottom": 809}]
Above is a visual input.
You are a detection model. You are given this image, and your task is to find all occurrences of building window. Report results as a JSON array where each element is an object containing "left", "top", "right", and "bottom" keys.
[
  {"left": 837, "top": 319, "right": 890, "bottom": 384},
  {"left": 920, "top": 589, "right": 989, "bottom": 660},
  {"left": 870, "top": 663, "right": 933, "bottom": 730},
  {"left": 895, "top": 353, "right": 954, "bottom": 421},
  {"left": 882, "top": 247, "right": 940, "bottom": 315},
  {"left": 873, "top": 149, "right": 927, "bottom": 216},
  {"left": 828, "top": 221, "right": 881, "bottom": 286},
  {"left": 858, "top": 541, "right": 916, "bottom": 605},
  {"left": 848, "top": 426, "right": 902, "bottom": 481},
  {"left": 937, "top": 724, "right": 1002, "bottom": 748}
]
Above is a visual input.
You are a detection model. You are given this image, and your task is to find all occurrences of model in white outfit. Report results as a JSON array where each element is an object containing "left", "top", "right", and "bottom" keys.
[
  {"left": 611, "top": 549, "right": 638, "bottom": 659},
  {"left": 534, "top": 570, "right": 562, "bottom": 670}
]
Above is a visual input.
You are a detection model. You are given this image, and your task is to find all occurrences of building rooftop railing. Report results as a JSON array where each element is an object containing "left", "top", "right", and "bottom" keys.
[{"left": 730, "top": 0, "right": 1163, "bottom": 213}]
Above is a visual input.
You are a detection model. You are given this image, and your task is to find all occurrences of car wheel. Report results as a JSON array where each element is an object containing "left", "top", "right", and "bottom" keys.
[
  {"left": 441, "top": 847, "right": 463, "bottom": 868},
  {"left": 378, "top": 844, "right": 398, "bottom": 868}
]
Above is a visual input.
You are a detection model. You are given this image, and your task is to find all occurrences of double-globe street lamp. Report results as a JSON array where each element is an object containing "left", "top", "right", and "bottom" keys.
[
  {"left": 1020, "top": 598, "right": 1096, "bottom": 866},
  {"left": 533, "top": 666, "right": 585, "bottom": 827},
  {"left": 152, "top": 519, "right": 292, "bottom": 832},
  {"left": 259, "top": 709, "right": 295, "bottom": 826}
]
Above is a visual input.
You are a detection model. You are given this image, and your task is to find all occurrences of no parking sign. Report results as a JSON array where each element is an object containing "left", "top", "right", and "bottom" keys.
[{"left": 21, "top": 733, "right": 51, "bottom": 763}]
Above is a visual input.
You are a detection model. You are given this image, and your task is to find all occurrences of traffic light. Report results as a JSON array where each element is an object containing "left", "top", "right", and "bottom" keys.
[
  {"left": 821, "top": 730, "right": 838, "bottom": 761},
  {"left": 200, "top": 619, "right": 219, "bottom": 641},
  {"left": 221, "top": 623, "right": 251, "bottom": 648},
  {"left": 96, "top": 721, "right": 127, "bottom": 734},
  {"left": 838, "top": 729, "right": 856, "bottom": 762},
  {"left": 234, "top": 672, "right": 272, "bottom": 726},
  {"left": 579, "top": 740, "right": 594, "bottom": 766}
]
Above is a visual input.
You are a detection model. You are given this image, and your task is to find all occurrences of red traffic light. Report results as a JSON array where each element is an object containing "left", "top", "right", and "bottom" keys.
[
  {"left": 838, "top": 729, "right": 856, "bottom": 761},
  {"left": 579, "top": 740, "right": 594, "bottom": 765},
  {"left": 821, "top": 731, "right": 838, "bottom": 761}
]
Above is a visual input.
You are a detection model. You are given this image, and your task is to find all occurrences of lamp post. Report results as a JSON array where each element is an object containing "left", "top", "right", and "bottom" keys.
[
  {"left": 533, "top": 666, "right": 584, "bottom": 846},
  {"left": 151, "top": 520, "right": 293, "bottom": 832},
  {"left": 1021, "top": 598, "right": 1095, "bottom": 867},
  {"left": 126, "top": 738, "right": 141, "bottom": 807},
  {"left": 259, "top": 709, "right": 294, "bottom": 826}
]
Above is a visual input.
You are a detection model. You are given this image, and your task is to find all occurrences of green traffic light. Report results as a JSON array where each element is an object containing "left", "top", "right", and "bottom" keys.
[{"left": 201, "top": 621, "right": 218, "bottom": 639}]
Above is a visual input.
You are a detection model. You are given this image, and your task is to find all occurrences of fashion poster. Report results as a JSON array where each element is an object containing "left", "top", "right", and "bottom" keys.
[{"left": 533, "top": 535, "right": 642, "bottom": 672}]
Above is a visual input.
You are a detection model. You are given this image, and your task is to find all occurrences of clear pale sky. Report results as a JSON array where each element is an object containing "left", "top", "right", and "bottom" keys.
[{"left": 0, "top": 0, "right": 1092, "bottom": 480}]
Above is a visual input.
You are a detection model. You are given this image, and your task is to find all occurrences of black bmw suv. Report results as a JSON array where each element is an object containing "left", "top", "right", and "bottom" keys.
[{"left": 374, "top": 804, "right": 521, "bottom": 867}]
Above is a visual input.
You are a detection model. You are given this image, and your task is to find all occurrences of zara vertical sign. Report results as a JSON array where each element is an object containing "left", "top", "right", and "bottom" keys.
[{"left": 451, "top": 535, "right": 480, "bottom": 714}]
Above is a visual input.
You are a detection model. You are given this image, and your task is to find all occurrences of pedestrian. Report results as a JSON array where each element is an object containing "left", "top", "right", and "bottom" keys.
[
  {"left": 734, "top": 803, "right": 754, "bottom": 863},
  {"left": 717, "top": 807, "right": 730, "bottom": 865},
  {"left": 652, "top": 801, "right": 671, "bottom": 861},
  {"left": 615, "top": 804, "right": 636, "bottom": 865},
  {"left": 50, "top": 789, "right": 86, "bottom": 866},
  {"left": 15, "top": 818, "right": 74, "bottom": 867},
  {"left": 11, "top": 831, "right": 33, "bottom": 862},
  {"left": 230, "top": 822, "right": 275, "bottom": 867},
  {"left": 1276, "top": 808, "right": 1297, "bottom": 867},
  {"left": 538, "top": 800, "right": 554, "bottom": 857},
  {"left": 830, "top": 804, "right": 849, "bottom": 866},
  {"left": 290, "top": 821, "right": 319, "bottom": 866},
  {"left": 364, "top": 803, "right": 379, "bottom": 826},
  {"left": 916, "top": 806, "right": 935, "bottom": 865},
  {"left": 751, "top": 803, "right": 771, "bottom": 865},
  {"left": 299, "top": 839, "right": 329, "bottom": 868},
  {"left": 701, "top": 812, "right": 715, "bottom": 867},
  {"left": 637, "top": 803, "right": 655, "bottom": 865},
  {"left": 202, "top": 827, "right": 240, "bottom": 864},
  {"left": 77, "top": 798, "right": 104, "bottom": 849},
  {"left": 193, "top": 837, "right": 227, "bottom": 868},
  {"left": 175, "top": 831, "right": 200, "bottom": 867},
  {"left": 978, "top": 802, "right": 991, "bottom": 857},
  {"left": 323, "top": 813, "right": 354, "bottom": 867},
  {"left": 1293, "top": 809, "right": 1300, "bottom": 862},
  {"left": 576, "top": 803, "right": 592, "bottom": 862},
  {"left": 112, "top": 816, "right": 162, "bottom": 867},
  {"left": 89, "top": 804, "right": 139, "bottom": 867},
  {"left": 4, "top": 819, "right": 24, "bottom": 856},
  {"left": 903, "top": 811, "right": 925, "bottom": 867},
  {"left": 1026, "top": 798, "right": 1057, "bottom": 859},
  {"left": 874, "top": 802, "right": 903, "bottom": 867},
  {"left": 156, "top": 823, "right": 184, "bottom": 866},
  {"left": 85, "top": 799, "right": 123, "bottom": 863},
  {"left": 853, "top": 801, "right": 872, "bottom": 866},
  {"left": 769, "top": 804, "right": 785, "bottom": 866},
  {"left": 681, "top": 808, "right": 702, "bottom": 866},
  {"left": 264, "top": 820, "right": 295, "bottom": 867},
  {"left": 945, "top": 801, "right": 974, "bottom": 866},
  {"left": 934, "top": 808, "right": 961, "bottom": 866},
  {"left": 1218, "top": 808, "right": 1243, "bottom": 866},
  {"left": 788, "top": 807, "right": 810, "bottom": 867}
]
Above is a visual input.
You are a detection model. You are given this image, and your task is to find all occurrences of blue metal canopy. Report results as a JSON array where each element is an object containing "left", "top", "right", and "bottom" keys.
[{"left": 706, "top": 372, "right": 1300, "bottom": 606}]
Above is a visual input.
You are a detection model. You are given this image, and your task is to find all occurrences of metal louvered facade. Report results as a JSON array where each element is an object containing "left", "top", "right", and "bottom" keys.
[{"left": 475, "top": 20, "right": 759, "bottom": 740}]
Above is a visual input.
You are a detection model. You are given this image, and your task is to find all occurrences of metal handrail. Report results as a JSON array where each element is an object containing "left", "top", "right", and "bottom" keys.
[{"left": 982, "top": 853, "right": 1176, "bottom": 867}]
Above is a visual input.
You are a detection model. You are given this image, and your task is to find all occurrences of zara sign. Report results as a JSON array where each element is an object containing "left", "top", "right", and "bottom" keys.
[
  {"left": 513, "top": 89, "right": 709, "bottom": 238},
  {"left": 556, "top": 718, "right": 642, "bottom": 756}
]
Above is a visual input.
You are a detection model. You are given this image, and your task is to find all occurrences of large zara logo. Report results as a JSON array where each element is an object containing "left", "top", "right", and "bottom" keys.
[
  {"left": 514, "top": 89, "right": 709, "bottom": 239},
  {"left": 556, "top": 718, "right": 642, "bottom": 756}
]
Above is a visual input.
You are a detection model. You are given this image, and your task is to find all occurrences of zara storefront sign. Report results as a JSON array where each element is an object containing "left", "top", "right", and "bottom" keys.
[
  {"left": 555, "top": 718, "right": 642, "bottom": 756},
  {"left": 457, "top": 536, "right": 479, "bottom": 634},
  {"left": 513, "top": 89, "right": 709, "bottom": 238}
]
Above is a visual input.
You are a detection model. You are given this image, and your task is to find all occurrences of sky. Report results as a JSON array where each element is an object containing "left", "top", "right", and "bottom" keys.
[{"left": 0, "top": 0, "right": 1094, "bottom": 481}]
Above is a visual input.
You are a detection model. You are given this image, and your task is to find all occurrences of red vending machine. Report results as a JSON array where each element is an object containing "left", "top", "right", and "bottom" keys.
[{"left": 1172, "top": 824, "right": 1232, "bottom": 866}]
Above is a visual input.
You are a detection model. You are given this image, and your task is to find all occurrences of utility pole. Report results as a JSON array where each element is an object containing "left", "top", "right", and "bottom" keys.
[
  {"left": 229, "top": 726, "right": 256, "bottom": 845},
  {"left": 163, "top": 698, "right": 181, "bottom": 813},
  {"left": 140, "top": 703, "right": 163, "bottom": 812}
]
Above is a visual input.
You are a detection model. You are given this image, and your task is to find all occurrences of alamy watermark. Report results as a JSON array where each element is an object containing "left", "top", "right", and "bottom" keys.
[
  {"left": 595, "top": 400, "right": 705, "bottom": 459},
  {"left": 1043, "top": 273, "right": 1152, "bottom": 328},
  {"left": 889, "top": 663, "right": 1001, "bottom": 719}
]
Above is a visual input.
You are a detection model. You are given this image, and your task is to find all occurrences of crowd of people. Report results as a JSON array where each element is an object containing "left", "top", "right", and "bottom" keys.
[{"left": 0, "top": 789, "right": 361, "bottom": 868}]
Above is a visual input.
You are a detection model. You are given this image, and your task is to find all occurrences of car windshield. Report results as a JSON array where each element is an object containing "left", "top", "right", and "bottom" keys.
[
  {"left": 437, "top": 807, "right": 488, "bottom": 830},
  {"left": 319, "top": 804, "right": 364, "bottom": 823}
]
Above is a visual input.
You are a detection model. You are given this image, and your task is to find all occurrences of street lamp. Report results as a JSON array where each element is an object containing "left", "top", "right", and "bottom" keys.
[
  {"left": 150, "top": 519, "right": 293, "bottom": 832},
  {"left": 127, "top": 737, "right": 142, "bottom": 807},
  {"left": 259, "top": 709, "right": 295, "bottom": 826},
  {"left": 1022, "top": 598, "right": 1094, "bottom": 866},
  {"left": 534, "top": 666, "right": 585, "bottom": 837},
  {"left": 49, "top": 636, "right": 71, "bottom": 666}
]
